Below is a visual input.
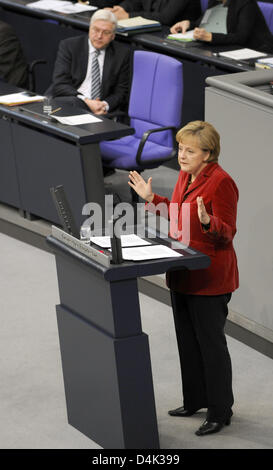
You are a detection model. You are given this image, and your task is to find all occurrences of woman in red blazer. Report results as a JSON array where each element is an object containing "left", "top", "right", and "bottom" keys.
[{"left": 128, "top": 121, "right": 239, "bottom": 436}]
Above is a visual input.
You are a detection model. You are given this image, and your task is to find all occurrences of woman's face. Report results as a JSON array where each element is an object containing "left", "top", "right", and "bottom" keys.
[{"left": 178, "top": 136, "right": 210, "bottom": 179}]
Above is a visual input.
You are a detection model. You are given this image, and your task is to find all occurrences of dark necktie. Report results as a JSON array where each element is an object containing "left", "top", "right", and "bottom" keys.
[{"left": 91, "top": 49, "right": 101, "bottom": 100}]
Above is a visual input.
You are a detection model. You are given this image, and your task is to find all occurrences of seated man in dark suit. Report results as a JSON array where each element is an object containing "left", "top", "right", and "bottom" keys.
[
  {"left": 0, "top": 20, "right": 28, "bottom": 88},
  {"left": 46, "top": 9, "right": 130, "bottom": 115},
  {"left": 107, "top": 0, "right": 201, "bottom": 26}
]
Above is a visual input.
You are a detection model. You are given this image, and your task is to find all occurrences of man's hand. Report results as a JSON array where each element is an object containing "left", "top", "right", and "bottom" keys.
[
  {"left": 84, "top": 98, "right": 107, "bottom": 115},
  {"left": 112, "top": 6, "right": 129, "bottom": 20},
  {"left": 170, "top": 20, "right": 190, "bottom": 34},
  {"left": 193, "top": 28, "right": 212, "bottom": 42}
]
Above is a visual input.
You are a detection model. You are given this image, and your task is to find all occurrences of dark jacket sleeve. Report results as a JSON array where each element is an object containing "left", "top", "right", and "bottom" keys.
[
  {"left": 190, "top": 0, "right": 268, "bottom": 48},
  {"left": 48, "top": 36, "right": 90, "bottom": 98},
  {"left": 120, "top": 0, "right": 201, "bottom": 26},
  {"left": 210, "top": 0, "right": 259, "bottom": 46},
  {"left": 103, "top": 43, "right": 131, "bottom": 112},
  {"left": 49, "top": 39, "right": 81, "bottom": 97},
  {"left": 0, "top": 21, "right": 28, "bottom": 88},
  {"left": 190, "top": 0, "right": 216, "bottom": 29}
]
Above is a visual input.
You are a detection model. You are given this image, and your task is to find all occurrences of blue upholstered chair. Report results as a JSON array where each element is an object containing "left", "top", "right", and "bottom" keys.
[
  {"left": 200, "top": 0, "right": 208, "bottom": 14},
  {"left": 258, "top": 2, "right": 273, "bottom": 33},
  {"left": 100, "top": 51, "right": 183, "bottom": 196}
]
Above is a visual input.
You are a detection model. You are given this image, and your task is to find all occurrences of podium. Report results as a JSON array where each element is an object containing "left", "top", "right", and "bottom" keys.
[{"left": 47, "top": 230, "right": 210, "bottom": 449}]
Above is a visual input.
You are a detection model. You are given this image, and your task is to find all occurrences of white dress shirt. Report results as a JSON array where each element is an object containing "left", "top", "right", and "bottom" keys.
[{"left": 77, "top": 40, "right": 109, "bottom": 111}]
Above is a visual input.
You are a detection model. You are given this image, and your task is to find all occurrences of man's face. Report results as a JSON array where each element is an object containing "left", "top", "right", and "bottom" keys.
[{"left": 89, "top": 20, "right": 115, "bottom": 50}]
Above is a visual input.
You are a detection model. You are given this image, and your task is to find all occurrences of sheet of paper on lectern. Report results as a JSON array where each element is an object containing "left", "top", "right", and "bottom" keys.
[
  {"left": 121, "top": 244, "right": 183, "bottom": 261},
  {"left": 90, "top": 234, "right": 152, "bottom": 249}
]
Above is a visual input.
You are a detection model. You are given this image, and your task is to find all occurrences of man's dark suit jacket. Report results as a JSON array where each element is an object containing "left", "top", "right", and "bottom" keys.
[
  {"left": 191, "top": 0, "right": 273, "bottom": 52},
  {"left": 0, "top": 21, "right": 28, "bottom": 87},
  {"left": 119, "top": 0, "right": 201, "bottom": 26},
  {"left": 47, "top": 36, "right": 131, "bottom": 112}
]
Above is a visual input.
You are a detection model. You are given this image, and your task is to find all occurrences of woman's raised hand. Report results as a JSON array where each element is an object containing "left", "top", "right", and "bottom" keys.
[{"left": 128, "top": 171, "right": 154, "bottom": 202}]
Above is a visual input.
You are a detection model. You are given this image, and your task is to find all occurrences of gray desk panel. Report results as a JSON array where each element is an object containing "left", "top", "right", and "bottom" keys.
[
  {"left": 12, "top": 122, "right": 89, "bottom": 227},
  {"left": 0, "top": 117, "right": 21, "bottom": 207}
]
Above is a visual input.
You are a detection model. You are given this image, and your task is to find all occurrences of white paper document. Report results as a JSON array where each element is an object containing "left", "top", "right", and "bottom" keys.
[
  {"left": 0, "top": 92, "right": 44, "bottom": 105},
  {"left": 52, "top": 114, "right": 102, "bottom": 125},
  {"left": 27, "top": 0, "right": 97, "bottom": 14},
  {"left": 168, "top": 30, "right": 195, "bottom": 41},
  {"left": 118, "top": 16, "right": 160, "bottom": 28},
  {"left": 219, "top": 48, "right": 266, "bottom": 60},
  {"left": 256, "top": 56, "right": 273, "bottom": 65},
  {"left": 121, "top": 244, "right": 183, "bottom": 261},
  {"left": 90, "top": 234, "right": 152, "bottom": 248}
]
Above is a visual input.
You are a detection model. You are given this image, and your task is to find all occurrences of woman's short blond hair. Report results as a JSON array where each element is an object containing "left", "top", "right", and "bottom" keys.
[{"left": 176, "top": 121, "right": 220, "bottom": 162}]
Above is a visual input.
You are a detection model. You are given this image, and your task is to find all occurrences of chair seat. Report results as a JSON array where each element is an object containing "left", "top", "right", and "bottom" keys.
[{"left": 100, "top": 135, "right": 174, "bottom": 170}]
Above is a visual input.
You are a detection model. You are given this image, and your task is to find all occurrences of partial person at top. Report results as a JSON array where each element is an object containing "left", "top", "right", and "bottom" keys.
[
  {"left": 46, "top": 9, "right": 130, "bottom": 115},
  {"left": 0, "top": 20, "right": 28, "bottom": 88},
  {"left": 170, "top": 0, "right": 273, "bottom": 53},
  {"left": 106, "top": 0, "right": 201, "bottom": 27}
]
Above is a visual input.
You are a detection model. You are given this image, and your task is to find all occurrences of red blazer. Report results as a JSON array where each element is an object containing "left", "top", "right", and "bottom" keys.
[{"left": 148, "top": 163, "right": 239, "bottom": 295}]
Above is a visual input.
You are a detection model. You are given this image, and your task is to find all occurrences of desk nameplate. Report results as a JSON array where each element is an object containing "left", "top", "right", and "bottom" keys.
[{"left": 51, "top": 226, "right": 110, "bottom": 267}]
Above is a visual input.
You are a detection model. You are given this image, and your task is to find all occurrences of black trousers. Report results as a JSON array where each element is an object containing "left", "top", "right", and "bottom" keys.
[{"left": 171, "top": 291, "right": 234, "bottom": 422}]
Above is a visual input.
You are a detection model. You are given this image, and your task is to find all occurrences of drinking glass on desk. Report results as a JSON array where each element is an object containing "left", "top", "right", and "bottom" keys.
[
  {"left": 80, "top": 224, "right": 92, "bottom": 242},
  {"left": 43, "top": 96, "right": 52, "bottom": 115}
]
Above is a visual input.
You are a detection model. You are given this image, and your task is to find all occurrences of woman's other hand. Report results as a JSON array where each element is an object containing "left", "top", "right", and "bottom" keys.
[
  {"left": 170, "top": 20, "right": 190, "bottom": 34},
  {"left": 128, "top": 171, "right": 154, "bottom": 202},
  {"left": 197, "top": 196, "right": 210, "bottom": 225}
]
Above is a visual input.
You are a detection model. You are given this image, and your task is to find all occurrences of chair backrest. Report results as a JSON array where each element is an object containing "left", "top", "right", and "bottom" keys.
[
  {"left": 258, "top": 1, "right": 273, "bottom": 33},
  {"left": 200, "top": 0, "right": 208, "bottom": 14},
  {"left": 128, "top": 51, "right": 183, "bottom": 147}
]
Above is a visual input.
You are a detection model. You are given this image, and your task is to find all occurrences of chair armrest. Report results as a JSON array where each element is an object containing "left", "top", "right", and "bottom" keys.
[
  {"left": 29, "top": 59, "right": 47, "bottom": 74},
  {"left": 28, "top": 59, "right": 47, "bottom": 92},
  {"left": 136, "top": 126, "right": 177, "bottom": 165}
]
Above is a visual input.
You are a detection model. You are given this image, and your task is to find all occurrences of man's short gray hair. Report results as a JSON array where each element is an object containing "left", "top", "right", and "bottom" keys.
[{"left": 90, "top": 9, "right": 117, "bottom": 31}]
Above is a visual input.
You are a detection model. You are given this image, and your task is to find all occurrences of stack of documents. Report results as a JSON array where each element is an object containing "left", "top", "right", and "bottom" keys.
[
  {"left": 117, "top": 16, "right": 161, "bottom": 35},
  {"left": 27, "top": 0, "right": 97, "bottom": 14},
  {"left": 255, "top": 56, "right": 273, "bottom": 70},
  {"left": 90, "top": 234, "right": 183, "bottom": 261},
  {"left": 0, "top": 92, "right": 44, "bottom": 106}
]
